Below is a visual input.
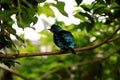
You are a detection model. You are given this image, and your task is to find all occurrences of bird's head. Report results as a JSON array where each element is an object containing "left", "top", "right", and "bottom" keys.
[{"left": 48, "top": 24, "right": 62, "bottom": 33}]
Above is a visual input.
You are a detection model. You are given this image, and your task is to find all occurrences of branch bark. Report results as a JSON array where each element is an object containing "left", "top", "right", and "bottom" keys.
[{"left": 0, "top": 26, "right": 120, "bottom": 59}]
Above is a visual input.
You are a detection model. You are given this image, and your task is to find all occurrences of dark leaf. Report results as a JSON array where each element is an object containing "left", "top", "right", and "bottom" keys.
[
  {"left": 31, "top": 0, "right": 38, "bottom": 6},
  {"left": 116, "top": 0, "right": 120, "bottom": 5},
  {"left": 105, "top": 0, "right": 111, "bottom": 4},
  {"left": 0, "top": 0, "right": 14, "bottom": 4},
  {"left": 8, "top": 27, "right": 16, "bottom": 34},
  {"left": 113, "top": 9, "right": 120, "bottom": 18},
  {"left": 36, "top": 0, "right": 46, "bottom": 3},
  {"left": 74, "top": 13, "right": 86, "bottom": 21},
  {"left": 93, "top": 6, "right": 106, "bottom": 15},
  {"left": 53, "top": 2, "right": 68, "bottom": 16},
  {"left": 16, "top": 8, "right": 37, "bottom": 28},
  {"left": 1, "top": 59, "right": 20, "bottom": 68},
  {"left": 5, "top": 35, "right": 17, "bottom": 48},
  {"left": 79, "top": 22, "right": 89, "bottom": 30},
  {"left": 79, "top": 12, "right": 94, "bottom": 23},
  {"left": 86, "top": 22, "right": 94, "bottom": 32},
  {"left": 15, "top": 34, "right": 24, "bottom": 43},
  {"left": 105, "top": 18, "right": 113, "bottom": 24},
  {"left": 81, "top": 4, "right": 90, "bottom": 12},
  {"left": 75, "top": 0, "right": 82, "bottom": 6},
  {"left": 33, "top": 16, "right": 38, "bottom": 25},
  {"left": 79, "top": 21, "right": 94, "bottom": 32},
  {"left": 8, "top": 27, "right": 24, "bottom": 43},
  {"left": 92, "top": 3, "right": 106, "bottom": 15},
  {"left": 0, "top": 10, "right": 17, "bottom": 21}
]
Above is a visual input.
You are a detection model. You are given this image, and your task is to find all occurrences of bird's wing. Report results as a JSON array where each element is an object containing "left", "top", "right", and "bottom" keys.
[
  {"left": 58, "top": 30, "right": 74, "bottom": 45},
  {"left": 54, "top": 30, "right": 75, "bottom": 53}
]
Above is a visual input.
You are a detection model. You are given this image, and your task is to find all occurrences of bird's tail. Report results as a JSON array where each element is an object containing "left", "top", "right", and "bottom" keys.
[{"left": 69, "top": 48, "right": 76, "bottom": 54}]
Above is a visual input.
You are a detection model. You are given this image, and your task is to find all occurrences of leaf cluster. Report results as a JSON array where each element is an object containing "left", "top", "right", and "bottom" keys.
[
  {"left": 0, "top": 0, "right": 40, "bottom": 67},
  {"left": 74, "top": 0, "right": 120, "bottom": 32}
]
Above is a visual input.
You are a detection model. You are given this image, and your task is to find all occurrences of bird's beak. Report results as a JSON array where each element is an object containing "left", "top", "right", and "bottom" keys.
[
  {"left": 48, "top": 29, "right": 52, "bottom": 32},
  {"left": 48, "top": 29, "right": 54, "bottom": 33}
]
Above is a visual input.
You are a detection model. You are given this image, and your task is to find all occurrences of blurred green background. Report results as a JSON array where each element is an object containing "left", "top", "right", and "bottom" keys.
[{"left": 0, "top": 0, "right": 120, "bottom": 80}]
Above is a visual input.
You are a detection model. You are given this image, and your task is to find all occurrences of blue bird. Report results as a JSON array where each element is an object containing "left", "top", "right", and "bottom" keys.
[{"left": 49, "top": 24, "right": 76, "bottom": 54}]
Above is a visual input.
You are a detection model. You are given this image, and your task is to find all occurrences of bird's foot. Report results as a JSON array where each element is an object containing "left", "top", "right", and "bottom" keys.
[{"left": 60, "top": 50, "right": 66, "bottom": 53}]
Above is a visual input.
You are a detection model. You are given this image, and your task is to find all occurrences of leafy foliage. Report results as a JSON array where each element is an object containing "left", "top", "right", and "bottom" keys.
[{"left": 0, "top": 58, "right": 20, "bottom": 68}]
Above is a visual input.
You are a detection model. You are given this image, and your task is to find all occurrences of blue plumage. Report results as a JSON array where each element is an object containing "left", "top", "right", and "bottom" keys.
[{"left": 49, "top": 24, "right": 76, "bottom": 54}]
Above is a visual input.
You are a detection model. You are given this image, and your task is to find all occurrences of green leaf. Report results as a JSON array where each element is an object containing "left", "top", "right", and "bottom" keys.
[
  {"left": 74, "top": 13, "right": 86, "bottom": 21},
  {"left": 79, "top": 12, "right": 94, "bottom": 23},
  {"left": 8, "top": 27, "right": 24, "bottom": 43},
  {"left": 0, "top": 0, "right": 14, "bottom": 4},
  {"left": 86, "top": 22, "right": 94, "bottom": 32},
  {"left": 79, "top": 21, "right": 94, "bottom": 32},
  {"left": 92, "top": 4, "right": 106, "bottom": 15},
  {"left": 16, "top": 8, "right": 37, "bottom": 28},
  {"left": 1, "top": 59, "right": 20, "bottom": 68},
  {"left": 78, "top": 12, "right": 94, "bottom": 32},
  {"left": 93, "top": 6, "right": 105, "bottom": 15},
  {"left": 75, "top": 0, "right": 82, "bottom": 6},
  {"left": 79, "top": 22, "right": 89, "bottom": 30},
  {"left": 81, "top": 4, "right": 90, "bottom": 12},
  {"left": 38, "top": 3, "right": 55, "bottom": 17},
  {"left": 36, "top": 0, "right": 46, "bottom": 3},
  {"left": 14, "top": 34, "right": 24, "bottom": 43},
  {"left": 33, "top": 16, "right": 38, "bottom": 25},
  {"left": 0, "top": 10, "right": 17, "bottom": 21},
  {"left": 54, "top": 2, "right": 68, "bottom": 16},
  {"left": 5, "top": 35, "right": 17, "bottom": 48}
]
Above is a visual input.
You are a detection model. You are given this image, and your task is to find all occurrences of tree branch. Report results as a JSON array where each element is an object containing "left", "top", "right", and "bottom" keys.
[
  {"left": 75, "top": 26, "right": 120, "bottom": 51},
  {"left": 0, "top": 64, "right": 29, "bottom": 80},
  {"left": 0, "top": 26, "right": 120, "bottom": 59}
]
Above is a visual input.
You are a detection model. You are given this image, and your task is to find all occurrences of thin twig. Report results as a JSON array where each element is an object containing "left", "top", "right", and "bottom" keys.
[{"left": 0, "top": 64, "right": 29, "bottom": 80}]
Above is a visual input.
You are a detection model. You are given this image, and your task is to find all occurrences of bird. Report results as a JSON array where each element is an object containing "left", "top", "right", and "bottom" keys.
[{"left": 48, "top": 24, "right": 76, "bottom": 54}]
